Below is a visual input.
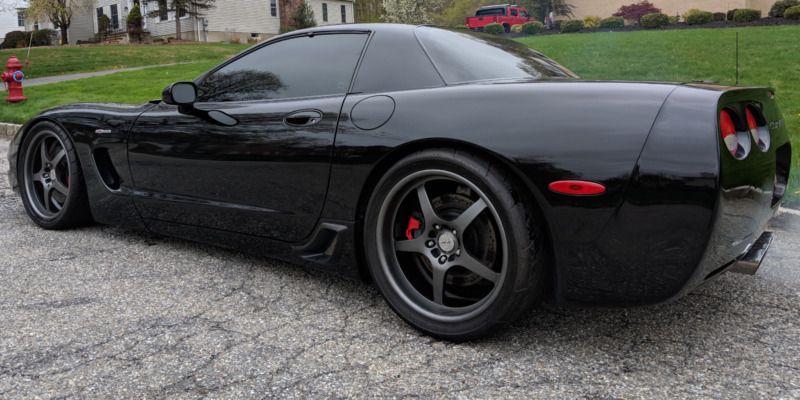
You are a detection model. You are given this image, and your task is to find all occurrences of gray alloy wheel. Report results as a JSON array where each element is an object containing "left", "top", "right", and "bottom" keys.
[
  {"left": 376, "top": 169, "right": 509, "bottom": 322},
  {"left": 18, "top": 122, "right": 92, "bottom": 229},
  {"left": 22, "top": 129, "right": 71, "bottom": 219},
  {"left": 364, "top": 149, "right": 547, "bottom": 340}
]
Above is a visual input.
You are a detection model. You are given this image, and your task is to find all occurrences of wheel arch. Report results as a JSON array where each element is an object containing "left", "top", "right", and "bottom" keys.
[
  {"left": 352, "top": 138, "right": 556, "bottom": 287},
  {"left": 9, "top": 117, "right": 78, "bottom": 193}
]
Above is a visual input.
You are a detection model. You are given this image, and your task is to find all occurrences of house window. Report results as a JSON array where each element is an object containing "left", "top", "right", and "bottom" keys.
[
  {"left": 322, "top": 3, "right": 328, "bottom": 22},
  {"left": 270, "top": 0, "right": 277, "bottom": 17},
  {"left": 158, "top": 0, "right": 168, "bottom": 21},
  {"left": 110, "top": 4, "right": 119, "bottom": 30},
  {"left": 178, "top": 6, "right": 187, "bottom": 17},
  {"left": 340, "top": 5, "right": 346, "bottom": 23},
  {"left": 17, "top": 11, "right": 24, "bottom": 27}
]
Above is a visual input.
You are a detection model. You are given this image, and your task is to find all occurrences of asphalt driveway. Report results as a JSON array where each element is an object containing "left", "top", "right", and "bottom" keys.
[{"left": 1, "top": 138, "right": 799, "bottom": 399}]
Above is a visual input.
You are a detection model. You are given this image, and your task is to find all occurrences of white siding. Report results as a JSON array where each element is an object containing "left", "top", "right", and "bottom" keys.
[
  {"left": 0, "top": 10, "right": 24, "bottom": 43},
  {"left": 67, "top": 12, "right": 94, "bottom": 43},
  {"left": 310, "top": 0, "right": 353, "bottom": 26},
  {"left": 203, "top": 0, "right": 280, "bottom": 35}
]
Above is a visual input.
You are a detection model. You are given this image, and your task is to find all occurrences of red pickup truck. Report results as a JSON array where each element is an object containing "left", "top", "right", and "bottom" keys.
[{"left": 465, "top": 4, "right": 532, "bottom": 32}]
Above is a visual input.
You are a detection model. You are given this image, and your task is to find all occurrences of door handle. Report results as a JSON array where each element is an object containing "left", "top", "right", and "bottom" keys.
[{"left": 284, "top": 110, "right": 323, "bottom": 127}]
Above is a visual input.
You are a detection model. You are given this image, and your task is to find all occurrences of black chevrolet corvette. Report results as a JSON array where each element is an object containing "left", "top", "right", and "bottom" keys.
[{"left": 7, "top": 24, "right": 792, "bottom": 340}]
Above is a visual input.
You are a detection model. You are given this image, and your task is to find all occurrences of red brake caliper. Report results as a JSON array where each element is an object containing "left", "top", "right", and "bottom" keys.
[{"left": 405, "top": 215, "right": 422, "bottom": 240}]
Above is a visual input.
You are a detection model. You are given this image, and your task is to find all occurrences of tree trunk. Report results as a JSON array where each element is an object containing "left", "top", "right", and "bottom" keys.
[
  {"left": 175, "top": 12, "right": 182, "bottom": 40},
  {"left": 60, "top": 25, "right": 69, "bottom": 45}
]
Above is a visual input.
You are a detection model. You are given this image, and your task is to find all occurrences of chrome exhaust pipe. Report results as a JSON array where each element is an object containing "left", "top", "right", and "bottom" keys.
[{"left": 729, "top": 231, "right": 773, "bottom": 275}]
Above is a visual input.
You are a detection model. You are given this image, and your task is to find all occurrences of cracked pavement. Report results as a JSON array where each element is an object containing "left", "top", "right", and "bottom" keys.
[{"left": 1, "top": 138, "right": 799, "bottom": 399}]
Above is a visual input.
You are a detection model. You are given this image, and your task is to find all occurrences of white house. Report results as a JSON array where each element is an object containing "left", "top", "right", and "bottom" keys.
[{"left": 140, "top": 0, "right": 355, "bottom": 43}]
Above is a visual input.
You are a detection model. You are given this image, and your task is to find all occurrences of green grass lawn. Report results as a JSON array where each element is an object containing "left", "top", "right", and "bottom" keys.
[
  {"left": 0, "top": 61, "right": 216, "bottom": 123},
  {"left": 518, "top": 25, "right": 800, "bottom": 207},
  {"left": 0, "top": 43, "right": 247, "bottom": 79}
]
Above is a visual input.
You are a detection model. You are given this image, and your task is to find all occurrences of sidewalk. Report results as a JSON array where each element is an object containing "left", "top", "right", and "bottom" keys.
[{"left": 1, "top": 62, "right": 195, "bottom": 90}]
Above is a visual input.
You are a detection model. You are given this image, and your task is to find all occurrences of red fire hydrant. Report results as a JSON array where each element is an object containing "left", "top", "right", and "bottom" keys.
[{"left": 2, "top": 55, "right": 27, "bottom": 103}]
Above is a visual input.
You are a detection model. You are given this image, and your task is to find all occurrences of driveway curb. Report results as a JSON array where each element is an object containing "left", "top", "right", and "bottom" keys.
[{"left": 0, "top": 123, "right": 21, "bottom": 138}]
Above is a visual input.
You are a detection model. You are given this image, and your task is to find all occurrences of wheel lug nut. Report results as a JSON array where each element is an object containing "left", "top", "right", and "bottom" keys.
[
  {"left": 452, "top": 230, "right": 457, "bottom": 235},
  {"left": 455, "top": 249, "right": 461, "bottom": 256},
  {"left": 426, "top": 240, "right": 435, "bottom": 248},
  {"left": 433, "top": 224, "right": 441, "bottom": 230},
  {"left": 438, "top": 256, "right": 447, "bottom": 264}
]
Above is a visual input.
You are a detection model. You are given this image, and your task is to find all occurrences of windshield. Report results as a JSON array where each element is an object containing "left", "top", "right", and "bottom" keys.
[{"left": 415, "top": 27, "right": 578, "bottom": 84}]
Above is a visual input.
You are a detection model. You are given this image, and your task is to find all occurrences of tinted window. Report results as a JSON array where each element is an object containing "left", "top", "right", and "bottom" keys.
[
  {"left": 415, "top": 27, "right": 577, "bottom": 84},
  {"left": 197, "top": 33, "right": 367, "bottom": 102},
  {"left": 352, "top": 29, "right": 444, "bottom": 94},
  {"left": 476, "top": 7, "right": 505, "bottom": 16},
  {"left": 511, "top": 9, "right": 518, "bottom": 16}
]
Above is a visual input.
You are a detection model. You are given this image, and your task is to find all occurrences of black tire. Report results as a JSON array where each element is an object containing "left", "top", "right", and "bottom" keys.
[
  {"left": 17, "top": 121, "right": 93, "bottom": 229},
  {"left": 363, "top": 149, "right": 547, "bottom": 341},
  {"left": 503, "top": 24, "right": 511, "bottom": 33}
]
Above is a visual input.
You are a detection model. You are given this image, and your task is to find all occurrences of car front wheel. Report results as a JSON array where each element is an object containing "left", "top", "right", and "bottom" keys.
[{"left": 364, "top": 149, "right": 547, "bottom": 340}]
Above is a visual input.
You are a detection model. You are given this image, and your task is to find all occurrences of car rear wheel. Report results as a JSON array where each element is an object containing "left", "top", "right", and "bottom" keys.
[
  {"left": 18, "top": 122, "right": 92, "bottom": 229},
  {"left": 364, "top": 149, "right": 547, "bottom": 340}
]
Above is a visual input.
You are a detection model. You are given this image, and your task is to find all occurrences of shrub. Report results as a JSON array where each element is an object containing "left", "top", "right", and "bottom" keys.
[
  {"left": 640, "top": 12, "right": 669, "bottom": 28},
  {"left": 510, "top": 24, "right": 523, "bottom": 33},
  {"left": 786, "top": 5, "right": 800, "bottom": 18},
  {"left": 521, "top": 21, "right": 545, "bottom": 34},
  {"left": 31, "top": 29, "right": 56, "bottom": 46},
  {"left": 127, "top": 3, "right": 144, "bottom": 42},
  {"left": 483, "top": 22, "right": 505, "bottom": 35},
  {"left": 613, "top": 1, "right": 661, "bottom": 22},
  {"left": 668, "top": 15, "right": 679, "bottom": 24},
  {"left": 97, "top": 14, "right": 111, "bottom": 38},
  {"left": 560, "top": 19, "right": 584, "bottom": 33},
  {"left": 599, "top": 16, "right": 625, "bottom": 28},
  {"left": 726, "top": 9, "right": 738, "bottom": 21},
  {"left": 712, "top": 12, "right": 726, "bottom": 21},
  {"left": 770, "top": 0, "right": 800, "bottom": 17},
  {"left": 1, "top": 31, "right": 29, "bottom": 49},
  {"left": 733, "top": 8, "right": 761, "bottom": 22},
  {"left": 683, "top": 9, "right": 713, "bottom": 25},
  {"left": 583, "top": 15, "right": 600, "bottom": 28}
]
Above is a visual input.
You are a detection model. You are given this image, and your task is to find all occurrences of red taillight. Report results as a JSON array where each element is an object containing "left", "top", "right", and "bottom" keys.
[
  {"left": 720, "top": 109, "right": 738, "bottom": 157},
  {"left": 548, "top": 180, "right": 606, "bottom": 196},
  {"left": 745, "top": 107, "right": 758, "bottom": 132},
  {"left": 746, "top": 105, "right": 771, "bottom": 151}
]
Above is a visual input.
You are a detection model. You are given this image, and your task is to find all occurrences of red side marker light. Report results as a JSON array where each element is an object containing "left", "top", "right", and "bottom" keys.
[{"left": 548, "top": 180, "right": 606, "bottom": 196}]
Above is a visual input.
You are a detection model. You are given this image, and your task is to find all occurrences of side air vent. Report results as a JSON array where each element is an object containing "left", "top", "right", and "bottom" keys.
[{"left": 93, "top": 148, "right": 121, "bottom": 191}]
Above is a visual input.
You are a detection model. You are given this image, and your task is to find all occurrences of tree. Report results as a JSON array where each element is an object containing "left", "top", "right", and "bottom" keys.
[
  {"left": 126, "top": 3, "right": 144, "bottom": 42},
  {"left": 146, "top": 0, "right": 215, "bottom": 40},
  {"left": 26, "top": 0, "right": 91, "bottom": 45},
  {"left": 291, "top": 0, "right": 316, "bottom": 29},
  {"left": 517, "top": 0, "right": 574, "bottom": 21},
  {"left": 355, "top": 0, "right": 384, "bottom": 22},
  {"left": 382, "top": 0, "right": 448, "bottom": 24}
]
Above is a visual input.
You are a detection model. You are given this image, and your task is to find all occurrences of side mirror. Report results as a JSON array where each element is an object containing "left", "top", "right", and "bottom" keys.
[{"left": 162, "top": 82, "right": 197, "bottom": 106}]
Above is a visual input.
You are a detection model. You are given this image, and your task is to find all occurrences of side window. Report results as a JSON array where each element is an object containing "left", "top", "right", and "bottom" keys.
[
  {"left": 197, "top": 34, "right": 367, "bottom": 102},
  {"left": 351, "top": 30, "right": 444, "bottom": 94},
  {"left": 511, "top": 9, "right": 518, "bottom": 16}
]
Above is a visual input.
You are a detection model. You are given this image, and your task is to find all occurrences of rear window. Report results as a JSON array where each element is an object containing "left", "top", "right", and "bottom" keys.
[
  {"left": 476, "top": 7, "right": 505, "bottom": 16},
  {"left": 415, "top": 27, "right": 578, "bottom": 84}
]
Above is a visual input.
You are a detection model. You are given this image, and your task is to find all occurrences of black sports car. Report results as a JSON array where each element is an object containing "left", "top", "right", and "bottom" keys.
[{"left": 7, "top": 24, "right": 792, "bottom": 340}]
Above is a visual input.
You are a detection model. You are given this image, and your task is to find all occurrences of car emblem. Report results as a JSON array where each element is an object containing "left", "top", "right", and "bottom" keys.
[
  {"left": 768, "top": 119, "right": 784, "bottom": 130},
  {"left": 437, "top": 232, "right": 457, "bottom": 253},
  {"left": 95, "top": 129, "right": 113, "bottom": 135}
]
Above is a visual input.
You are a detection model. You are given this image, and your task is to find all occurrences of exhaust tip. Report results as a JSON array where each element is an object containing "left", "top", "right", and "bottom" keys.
[{"left": 729, "top": 231, "right": 774, "bottom": 275}]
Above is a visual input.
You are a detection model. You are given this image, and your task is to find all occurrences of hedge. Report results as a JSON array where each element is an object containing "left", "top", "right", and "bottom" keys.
[
  {"left": 521, "top": 21, "right": 545, "bottom": 34},
  {"left": 560, "top": 20, "right": 584, "bottom": 33},
  {"left": 786, "top": 5, "right": 800, "bottom": 19},
  {"left": 769, "top": 0, "right": 800, "bottom": 17},
  {"left": 684, "top": 9, "right": 713, "bottom": 25},
  {"left": 599, "top": 16, "right": 625, "bottom": 28},
  {"left": 733, "top": 8, "right": 761, "bottom": 22},
  {"left": 640, "top": 12, "right": 669, "bottom": 28},
  {"left": 483, "top": 23, "right": 505, "bottom": 35}
]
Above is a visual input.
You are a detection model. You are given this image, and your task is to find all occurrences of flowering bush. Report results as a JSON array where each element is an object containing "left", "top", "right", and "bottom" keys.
[{"left": 583, "top": 15, "right": 601, "bottom": 28}]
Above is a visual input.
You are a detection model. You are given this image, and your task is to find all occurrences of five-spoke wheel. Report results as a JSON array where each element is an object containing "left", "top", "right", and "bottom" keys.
[
  {"left": 364, "top": 149, "right": 547, "bottom": 340},
  {"left": 18, "top": 122, "right": 92, "bottom": 229}
]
